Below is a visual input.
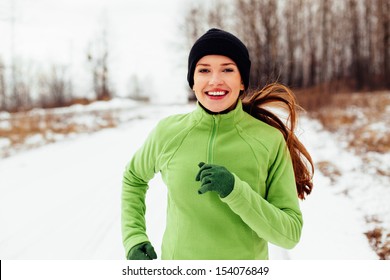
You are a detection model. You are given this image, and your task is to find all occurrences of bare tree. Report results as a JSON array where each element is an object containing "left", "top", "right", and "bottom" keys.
[
  {"left": 8, "top": 60, "right": 33, "bottom": 112},
  {"left": 182, "top": 4, "right": 207, "bottom": 50},
  {"left": 180, "top": 0, "right": 390, "bottom": 94},
  {"left": 235, "top": 0, "right": 264, "bottom": 88},
  {"left": 320, "top": 0, "right": 331, "bottom": 86},
  {"left": 207, "top": 0, "right": 231, "bottom": 29},
  {"left": 307, "top": 1, "right": 319, "bottom": 88},
  {"left": 87, "top": 23, "right": 113, "bottom": 101},
  {"left": 37, "top": 65, "right": 73, "bottom": 108},
  {"left": 260, "top": 0, "right": 280, "bottom": 82},
  {"left": 127, "top": 74, "right": 149, "bottom": 102},
  {"left": 348, "top": 0, "right": 364, "bottom": 90},
  {"left": 284, "top": 0, "right": 305, "bottom": 87},
  {"left": 0, "top": 57, "right": 6, "bottom": 111},
  {"left": 379, "top": 0, "right": 390, "bottom": 87},
  {"left": 363, "top": 0, "right": 375, "bottom": 88}
]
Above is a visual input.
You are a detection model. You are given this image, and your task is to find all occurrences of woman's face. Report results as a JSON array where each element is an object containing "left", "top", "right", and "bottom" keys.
[{"left": 193, "top": 55, "right": 244, "bottom": 113}]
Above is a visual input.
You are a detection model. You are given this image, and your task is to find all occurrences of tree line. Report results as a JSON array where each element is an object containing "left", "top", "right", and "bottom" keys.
[
  {"left": 0, "top": 27, "right": 114, "bottom": 113},
  {"left": 182, "top": 0, "right": 390, "bottom": 94},
  {"left": 2, "top": 0, "right": 388, "bottom": 112}
]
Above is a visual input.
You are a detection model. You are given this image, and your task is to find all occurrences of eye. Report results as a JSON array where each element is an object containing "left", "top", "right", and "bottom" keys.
[
  {"left": 223, "top": 68, "right": 234, "bottom": 73},
  {"left": 197, "top": 68, "right": 210, "bottom": 73}
]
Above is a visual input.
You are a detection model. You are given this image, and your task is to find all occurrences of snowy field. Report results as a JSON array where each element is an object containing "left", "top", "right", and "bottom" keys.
[{"left": 0, "top": 100, "right": 386, "bottom": 260}]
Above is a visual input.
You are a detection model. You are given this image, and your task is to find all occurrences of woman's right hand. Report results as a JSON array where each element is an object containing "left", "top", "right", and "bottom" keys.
[{"left": 127, "top": 242, "right": 157, "bottom": 260}]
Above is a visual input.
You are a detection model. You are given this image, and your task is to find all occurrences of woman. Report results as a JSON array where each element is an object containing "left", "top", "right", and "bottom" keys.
[{"left": 121, "top": 28, "right": 314, "bottom": 260}]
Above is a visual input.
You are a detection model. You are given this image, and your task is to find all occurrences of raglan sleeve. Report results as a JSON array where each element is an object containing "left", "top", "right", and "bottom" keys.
[
  {"left": 221, "top": 133, "right": 303, "bottom": 249},
  {"left": 121, "top": 122, "right": 164, "bottom": 258}
]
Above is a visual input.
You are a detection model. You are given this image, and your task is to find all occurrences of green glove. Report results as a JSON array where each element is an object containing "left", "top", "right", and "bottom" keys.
[
  {"left": 195, "top": 162, "right": 234, "bottom": 198},
  {"left": 127, "top": 242, "right": 157, "bottom": 260}
]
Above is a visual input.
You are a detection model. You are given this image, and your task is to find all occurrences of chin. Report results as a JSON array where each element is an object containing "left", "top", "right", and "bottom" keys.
[
  {"left": 207, "top": 105, "right": 229, "bottom": 113},
  {"left": 199, "top": 96, "right": 237, "bottom": 113}
]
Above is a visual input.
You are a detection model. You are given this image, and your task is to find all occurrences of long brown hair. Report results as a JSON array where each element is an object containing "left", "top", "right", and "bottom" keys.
[{"left": 241, "top": 82, "right": 314, "bottom": 199}]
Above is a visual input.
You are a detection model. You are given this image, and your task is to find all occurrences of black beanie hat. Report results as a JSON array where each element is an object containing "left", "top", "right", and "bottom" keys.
[{"left": 187, "top": 28, "right": 251, "bottom": 90}]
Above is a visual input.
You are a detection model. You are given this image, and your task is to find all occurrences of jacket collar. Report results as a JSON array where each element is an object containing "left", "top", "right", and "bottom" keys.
[{"left": 192, "top": 99, "right": 245, "bottom": 125}]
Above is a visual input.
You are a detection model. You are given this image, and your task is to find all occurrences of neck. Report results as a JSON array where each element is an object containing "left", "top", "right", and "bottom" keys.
[{"left": 199, "top": 100, "right": 239, "bottom": 115}]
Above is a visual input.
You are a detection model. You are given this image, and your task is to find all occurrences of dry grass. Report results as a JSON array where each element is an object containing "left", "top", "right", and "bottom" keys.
[
  {"left": 364, "top": 228, "right": 390, "bottom": 260},
  {"left": 316, "top": 161, "right": 341, "bottom": 184},
  {"left": 365, "top": 216, "right": 390, "bottom": 260},
  {"left": 309, "top": 91, "right": 390, "bottom": 154},
  {"left": 0, "top": 109, "right": 118, "bottom": 158}
]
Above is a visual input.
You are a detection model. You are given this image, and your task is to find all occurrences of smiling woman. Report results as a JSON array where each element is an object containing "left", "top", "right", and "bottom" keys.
[
  {"left": 121, "top": 28, "right": 314, "bottom": 260},
  {"left": 192, "top": 55, "right": 244, "bottom": 113}
]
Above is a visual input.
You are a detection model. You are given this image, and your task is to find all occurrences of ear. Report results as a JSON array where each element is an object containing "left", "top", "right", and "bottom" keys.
[{"left": 240, "top": 82, "right": 245, "bottom": 91}]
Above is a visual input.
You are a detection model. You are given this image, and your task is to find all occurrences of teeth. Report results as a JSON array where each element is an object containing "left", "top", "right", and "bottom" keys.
[{"left": 208, "top": 91, "right": 226, "bottom": 96}]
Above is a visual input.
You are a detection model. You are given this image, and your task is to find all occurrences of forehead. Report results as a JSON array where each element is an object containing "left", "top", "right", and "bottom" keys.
[{"left": 196, "top": 55, "right": 236, "bottom": 65}]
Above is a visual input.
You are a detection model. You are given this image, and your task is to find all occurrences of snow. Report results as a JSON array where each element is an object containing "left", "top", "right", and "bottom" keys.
[
  {"left": 270, "top": 117, "right": 379, "bottom": 260},
  {"left": 0, "top": 102, "right": 383, "bottom": 260}
]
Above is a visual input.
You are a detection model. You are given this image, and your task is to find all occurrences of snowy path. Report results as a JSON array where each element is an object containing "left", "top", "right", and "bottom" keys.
[{"left": 0, "top": 105, "right": 378, "bottom": 259}]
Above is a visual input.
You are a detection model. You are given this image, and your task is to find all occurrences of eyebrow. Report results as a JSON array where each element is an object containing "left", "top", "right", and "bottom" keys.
[{"left": 196, "top": 62, "right": 237, "bottom": 67}]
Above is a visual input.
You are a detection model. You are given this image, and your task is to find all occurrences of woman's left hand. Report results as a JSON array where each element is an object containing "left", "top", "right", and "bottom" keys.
[{"left": 195, "top": 162, "right": 234, "bottom": 198}]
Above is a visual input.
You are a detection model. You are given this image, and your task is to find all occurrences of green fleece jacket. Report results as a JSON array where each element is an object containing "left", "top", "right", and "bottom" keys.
[{"left": 121, "top": 100, "right": 303, "bottom": 260}]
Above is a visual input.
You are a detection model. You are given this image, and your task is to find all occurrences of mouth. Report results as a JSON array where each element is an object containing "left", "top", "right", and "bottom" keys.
[{"left": 205, "top": 90, "right": 228, "bottom": 97}]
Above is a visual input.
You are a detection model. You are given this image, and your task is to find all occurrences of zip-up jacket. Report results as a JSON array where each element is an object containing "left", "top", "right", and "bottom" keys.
[{"left": 122, "top": 100, "right": 303, "bottom": 259}]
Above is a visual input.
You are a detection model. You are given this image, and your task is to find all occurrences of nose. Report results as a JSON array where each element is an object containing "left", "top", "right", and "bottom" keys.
[{"left": 209, "top": 73, "right": 223, "bottom": 86}]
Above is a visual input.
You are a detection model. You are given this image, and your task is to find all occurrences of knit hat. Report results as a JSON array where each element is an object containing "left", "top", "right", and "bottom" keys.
[{"left": 187, "top": 28, "right": 251, "bottom": 90}]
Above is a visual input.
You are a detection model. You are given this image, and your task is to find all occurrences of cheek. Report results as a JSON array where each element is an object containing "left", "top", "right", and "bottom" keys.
[
  {"left": 193, "top": 78, "right": 205, "bottom": 93},
  {"left": 192, "top": 83, "right": 203, "bottom": 99},
  {"left": 193, "top": 84, "right": 200, "bottom": 95}
]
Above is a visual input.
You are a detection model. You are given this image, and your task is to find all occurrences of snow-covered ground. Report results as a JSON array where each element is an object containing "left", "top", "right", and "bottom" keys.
[{"left": 0, "top": 101, "right": 384, "bottom": 260}]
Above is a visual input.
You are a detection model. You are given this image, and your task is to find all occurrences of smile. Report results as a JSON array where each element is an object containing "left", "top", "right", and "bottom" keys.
[{"left": 206, "top": 91, "right": 228, "bottom": 96}]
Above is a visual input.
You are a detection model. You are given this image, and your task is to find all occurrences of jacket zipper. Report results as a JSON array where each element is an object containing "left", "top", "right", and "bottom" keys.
[{"left": 207, "top": 115, "right": 219, "bottom": 163}]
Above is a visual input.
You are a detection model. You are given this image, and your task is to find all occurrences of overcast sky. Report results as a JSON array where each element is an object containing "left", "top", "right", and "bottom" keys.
[{"left": 0, "top": 0, "right": 194, "bottom": 103}]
